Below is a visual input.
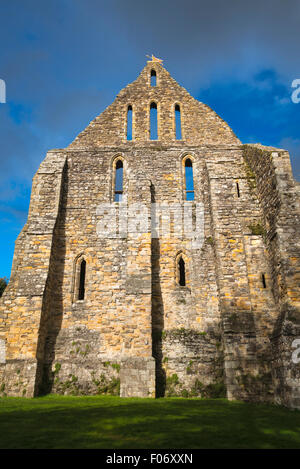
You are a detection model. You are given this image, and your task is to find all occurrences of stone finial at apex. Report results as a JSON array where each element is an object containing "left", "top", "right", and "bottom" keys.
[{"left": 146, "top": 54, "right": 163, "bottom": 64}]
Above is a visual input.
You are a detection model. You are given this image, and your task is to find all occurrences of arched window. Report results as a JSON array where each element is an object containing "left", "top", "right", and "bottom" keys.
[
  {"left": 114, "top": 159, "right": 123, "bottom": 202},
  {"left": 78, "top": 259, "right": 86, "bottom": 300},
  {"left": 151, "top": 69, "right": 156, "bottom": 87},
  {"left": 127, "top": 105, "right": 132, "bottom": 141},
  {"left": 185, "top": 158, "right": 194, "bottom": 201},
  {"left": 175, "top": 104, "right": 182, "bottom": 140},
  {"left": 178, "top": 257, "right": 186, "bottom": 286},
  {"left": 150, "top": 102, "right": 158, "bottom": 140}
]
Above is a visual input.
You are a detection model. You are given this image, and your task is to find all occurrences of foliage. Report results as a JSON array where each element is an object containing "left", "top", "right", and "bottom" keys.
[
  {"left": 164, "top": 328, "right": 208, "bottom": 341},
  {"left": 206, "top": 236, "right": 214, "bottom": 246},
  {"left": 91, "top": 372, "right": 120, "bottom": 396},
  {"left": 248, "top": 223, "right": 265, "bottom": 236},
  {"left": 54, "top": 363, "right": 61, "bottom": 374},
  {"left": 242, "top": 157, "right": 257, "bottom": 191},
  {"left": 52, "top": 362, "right": 120, "bottom": 396},
  {"left": 103, "top": 362, "right": 120, "bottom": 373},
  {"left": 203, "top": 382, "right": 227, "bottom": 398}
]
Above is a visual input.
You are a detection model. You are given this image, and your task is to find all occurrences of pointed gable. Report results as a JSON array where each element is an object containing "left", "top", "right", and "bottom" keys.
[{"left": 69, "top": 61, "right": 240, "bottom": 149}]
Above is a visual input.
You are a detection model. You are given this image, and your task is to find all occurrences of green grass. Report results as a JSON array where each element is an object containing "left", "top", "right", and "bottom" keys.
[{"left": 0, "top": 395, "right": 299, "bottom": 449}]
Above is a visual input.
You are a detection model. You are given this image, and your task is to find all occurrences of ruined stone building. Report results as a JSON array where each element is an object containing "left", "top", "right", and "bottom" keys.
[{"left": 0, "top": 59, "right": 299, "bottom": 408}]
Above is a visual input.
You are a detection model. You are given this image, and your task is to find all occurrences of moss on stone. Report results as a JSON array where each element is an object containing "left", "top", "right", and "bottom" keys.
[
  {"left": 206, "top": 236, "right": 214, "bottom": 246},
  {"left": 248, "top": 222, "right": 265, "bottom": 236}
]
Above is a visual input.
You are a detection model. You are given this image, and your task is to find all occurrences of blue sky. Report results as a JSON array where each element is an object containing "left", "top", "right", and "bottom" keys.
[{"left": 0, "top": 0, "right": 300, "bottom": 279}]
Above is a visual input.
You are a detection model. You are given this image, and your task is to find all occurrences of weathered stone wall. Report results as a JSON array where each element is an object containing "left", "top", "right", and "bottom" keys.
[
  {"left": 69, "top": 62, "right": 240, "bottom": 149},
  {"left": 36, "top": 151, "right": 154, "bottom": 396},
  {"left": 203, "top": 147, "right": 280, "bottom": 402},
  {"left": 0, "top": 62, "right": 299, "bottom": 405},
  {"left": 243, "top": 144, "right": 300, "bottom": 408},
  {"left": 0, "top": 151, "right": 66, "bottom": 396},
  {"left": 120, "top": 357, "right": 155, "bottom": 398}
]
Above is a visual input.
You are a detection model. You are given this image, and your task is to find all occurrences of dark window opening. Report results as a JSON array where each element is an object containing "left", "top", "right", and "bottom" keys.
[
  {"left": 150, "top": 102, "right": 158, "bottom": 140},
  {"left": 262, "top": 273, "right": 267, "bottom": 289},
  {"left": 236, "top": 182, "right": 240, "bottom": 198},
  {"left": 114, "top": 159, "right": 123, "bottom": 202},
  {"left": 185, "top": 158, "right": 194, "bottom": 201},
  {"left": 151, "top": 69, "right": 156, "bottom": 87},
  {"left": 127, "top": 105, "right": 132, "bottom": 141},
  {"left": 179, "top": 257, "right": 186, "bottom": 286},
  {"left": 175, "top": 104, "right": 182, "bottom": 140},
  {"left": 78, "top": 259, "right": 86, "bottom": 300}
]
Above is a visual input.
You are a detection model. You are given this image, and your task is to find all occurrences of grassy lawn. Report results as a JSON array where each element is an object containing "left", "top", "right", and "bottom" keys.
[{"left": 0, "top": 395, "right": 299, "bottom": 449}]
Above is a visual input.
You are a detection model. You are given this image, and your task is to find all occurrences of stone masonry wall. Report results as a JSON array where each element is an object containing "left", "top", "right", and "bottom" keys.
[
  {"left": 0, "top": 62, "right": 299, "bottom": 405},
  {"left": 243, "top": 144, "right": 300, "bottom": 408},
  {"left": 69, "top": 62, "right": 240, "bottom": 149},
  {"left": 201, "top": 147, "right": 279, "bottom": 402},
  {"left": 0, "top": 151, "right": 66, "bottom": 396}
]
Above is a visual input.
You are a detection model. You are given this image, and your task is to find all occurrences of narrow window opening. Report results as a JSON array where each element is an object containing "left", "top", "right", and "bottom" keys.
[
  {"left": 114, "top": 160, "right": 123, "bottom": 202},
  {"left": 175, "top": 104, "right": 182, "bottom": 140},
  {"left": 78, "top": 259, "right": 86, "bottom": 300},
  {"left": 150, "top": 102, "right": 158, "bottom": 140},
  {"left": 262, "top": 273, "right": 267, "bottom": 289},
  {"left": 236, "top": 182, "right": 240, "bottom": 198},
  {"left": 179, "top": 257, "right": 186, "bottom": 286},
  {"left": 151, "top": 69, "right": 156, "bottom": 87},
  {"left": 127, "top": 105, "right": 132, "bottom": 141},
  {"left": 185, "top": 158, "right": 194, "bottom": 201}
]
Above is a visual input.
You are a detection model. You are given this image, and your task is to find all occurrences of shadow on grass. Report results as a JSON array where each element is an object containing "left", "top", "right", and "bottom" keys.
[{"left": 0, "top": 396, "right": 299, "bottom": 449}]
